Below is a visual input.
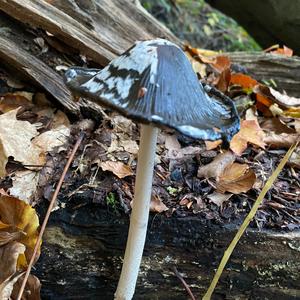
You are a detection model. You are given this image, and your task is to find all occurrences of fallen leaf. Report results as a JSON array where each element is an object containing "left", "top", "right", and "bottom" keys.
[
  {"left": 100, "top": 161, "right": 133, "bottom": 178},
  {"left": 230, "top": 120, "right": 265, "bottom": 155},
  {"left": 12, "top": 274, "right": 41, "bottom": 300},
  {"left": 8, "top": 170, "right": 40, "bottom": 204},
  {"left": 211, "top": 55, "right": 231, "bottom": 73},
  {"left": 0, "top": 242, "right": 25, "bottom": 299},
  {"left": 260, "top": 118, "right": 295, "bottom": 134},
  {"left": 32, "top": 125, "right": 70, "bottom": 153},
  {"left": 282, "top": 107, "right": 300, "bottom": 118},
  {"left": 217, "top": 163, "right": 256, "bottom": 194},
  {"left": 216, "top": 68, "right": 231, "bottom": 92},
  {"left": 0, "top": 109, "right": 45, "bottom": 177},
  {"left": 264, "top": 132, "right": 299, "bottom": 149},
  {"left": 205, "top": 139, "right": 222, "bottom": 150},
  {"left": 0, "top": 195, "right": 40, "bottom": 268},
  {"left": 0, "top": 93, "right": 33, "bottom": 113},
  {"left": 230, "top": 73, "right": 257, "bottom": 92},
  {"left": 0, "top": 231, "right": 25, "bottom": 246},
  {"left": 288, "top": 147, "right": 300, "bottom": 168},
  {"left": 292, "top": 119, "right": 300, "bottom": 133},
  {"left": 150, "top": 194, "right": 168, "bottom": 213},
  {"left": 269, "top": 87, "right": 300, "bottom": 107},
  {"left": 269, "top": 45, "right": 293, "bottom": 57},
  {"left": 207, "top": 192, "right": 233, "bottom": 207},
  {"left": 197, "top": 151, "right": 235, "bottom": 179}
]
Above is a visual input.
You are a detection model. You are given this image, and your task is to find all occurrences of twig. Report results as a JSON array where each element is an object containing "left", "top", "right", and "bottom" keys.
[
  {"left": 173, "top": 267, "right": 196, "bottom": 300},
  {"left": 16, "top": 132, "right": 85, "bottom": 300}
]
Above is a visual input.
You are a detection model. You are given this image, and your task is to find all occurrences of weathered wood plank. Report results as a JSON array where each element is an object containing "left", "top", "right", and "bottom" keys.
[
  {"left": 0, "top": 0, "right": 179, "bottom": 66},
  {"left": 0, "top": 34, "right": 80, "bottom": 114}
]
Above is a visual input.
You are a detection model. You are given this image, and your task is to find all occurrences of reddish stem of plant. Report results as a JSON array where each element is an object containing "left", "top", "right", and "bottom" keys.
[
  {"left": 16, "top": 132, "right": 85, "bottom": 300},
  {"left": 173, "top": 267, "right": 196, "bottom": 300}
]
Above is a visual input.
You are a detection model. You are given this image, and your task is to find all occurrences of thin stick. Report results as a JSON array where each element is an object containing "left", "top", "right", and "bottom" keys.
[
  {"left": 173, "top": 267, "right": 196, "bottom": 300},
  {"left": 203, "top": 142, "right": 298, "bottom": 300},
  {"left": 16, "top": 132, "right": 85, "bottom": 300}
]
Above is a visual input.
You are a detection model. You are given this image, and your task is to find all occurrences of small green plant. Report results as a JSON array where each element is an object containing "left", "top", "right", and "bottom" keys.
[{"left": 106, "top": 192, "right": 117, "bottom": 211}]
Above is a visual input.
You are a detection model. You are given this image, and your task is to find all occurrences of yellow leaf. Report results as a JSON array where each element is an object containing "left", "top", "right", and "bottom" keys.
[{"left": 0, "top": 195, "right": 40, "bottom": 269}]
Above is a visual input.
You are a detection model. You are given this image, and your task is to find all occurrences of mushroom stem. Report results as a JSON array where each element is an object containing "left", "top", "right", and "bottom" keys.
[{"left": 115, "top": 124, "right": 158, "bottom": 300}]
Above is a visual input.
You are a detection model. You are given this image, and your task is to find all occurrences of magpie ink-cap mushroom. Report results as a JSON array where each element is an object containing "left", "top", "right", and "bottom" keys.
[{"left": 64, "top": 38, "right": 240, "bottom": 300}]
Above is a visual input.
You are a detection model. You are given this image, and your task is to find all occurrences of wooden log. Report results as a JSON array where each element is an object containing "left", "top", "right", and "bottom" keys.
[
  {"left": 0, "top": 0, "right": 179, "bottom": 66},
  {"left": 228, "top": 52, "right": 300, "bottom": 97},
  {"left": 0, "top": 33, "right": 80, "bottom": 115},
  {"left": 35, "top": 205, "right": 300, "bottom": 299}
]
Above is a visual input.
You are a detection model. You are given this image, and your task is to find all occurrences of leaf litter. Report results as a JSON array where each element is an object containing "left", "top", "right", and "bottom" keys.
[{"left": 0, "top": 39, "right": 299, "bottom": 299}]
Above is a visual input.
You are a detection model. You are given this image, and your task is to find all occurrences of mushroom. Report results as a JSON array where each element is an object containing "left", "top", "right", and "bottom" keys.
[{"left": 64, "top": 38, "right": 240, "bottom": 300}]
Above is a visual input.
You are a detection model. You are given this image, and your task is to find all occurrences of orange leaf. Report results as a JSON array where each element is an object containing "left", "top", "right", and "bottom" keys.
[
  {"left": 230, "top": 120, "right": 265, "bottom": 155},
  {"left": 230, "top": 73, "right": 258, "bottom": 92},
  {"left": 271, "top": 45, "right": 293, "bottom": 57},
  {"left": 216, "top": 68, "right": 231, "bottom": 92},
  {"left": 211, "top": 55, "right": 231, "bottom": 73}
]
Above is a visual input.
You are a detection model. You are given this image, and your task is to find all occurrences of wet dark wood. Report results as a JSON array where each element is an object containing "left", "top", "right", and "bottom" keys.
[{"left": 35, "top": 204, "right": 300, "bottom": 300}]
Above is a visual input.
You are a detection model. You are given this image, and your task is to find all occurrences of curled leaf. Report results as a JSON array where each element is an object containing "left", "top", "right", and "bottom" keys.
[
  {"left": 230, "top": 120, "right": 265, "bottom": 155},
  {"left": 100, "top": 161, "right": 133, "bottom": 178},
  {"left": 217, "top": 163, "right": 256, "bottom": 194},
  {"left": 197, "top": 151, "right": 235, "bottom": 179}
]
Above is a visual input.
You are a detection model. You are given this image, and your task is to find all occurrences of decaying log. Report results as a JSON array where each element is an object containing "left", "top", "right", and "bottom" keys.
[
  {"left": 228, "top": 52, "right": 300, "bottom": 97},
  {"left": 0, "top": 33, "right": 80, "bottom": 115},
  {"left": 0, "top": 0, "right": 178, "bottom": 66},
  {"left": 35, "top": 205, "right": 300, "bottom": 299}
]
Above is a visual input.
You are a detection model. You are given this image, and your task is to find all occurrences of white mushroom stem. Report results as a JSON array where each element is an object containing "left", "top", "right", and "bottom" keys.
[{"left": 115, "top": 124, "right": 158, "bottom": 300}]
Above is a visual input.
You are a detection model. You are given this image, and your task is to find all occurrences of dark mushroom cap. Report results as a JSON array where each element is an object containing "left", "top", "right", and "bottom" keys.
[{"left": 65, "top": 39, "right": 239, "bottom": 142}]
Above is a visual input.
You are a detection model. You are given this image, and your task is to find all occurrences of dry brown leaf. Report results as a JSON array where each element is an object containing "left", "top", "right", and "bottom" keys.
[
  {"left": 216, "top": 68, "right": 231, "bottom": 93},
  {"left": 0, "top": 93, "right": 33, "bottom": 113},
  {"left": 51, "top": 110, "right": 70, "bottom": 128},
  {"left": 165, "top": 134, "right": 181, "bottom": 151},
  {"left": 260, "top": 118, "right": 296, "bottom": 134},
  {"left": 8, "top": 170, "right": 40, "bottom": 204},
  {"left": 205, "top": 139, "right": 222, "bottom": 150},
  {"left": 0, "top": 109, "right": 45, "bottom": 177},
  {"left": 100, "top": 161, "right": 133, "bottom": 178},
  {"left": 230, "top": 120, "right": 266, "bottom": 155},
  {"left": 197, "top": 151, "right": 235, "bottom": 179},
  {"left": 207, "top": 192, "right": 233, "bottom": 207},
  {"left": 0, "top": 195, "right": 40, "bottom": 268},
  {"left": 32, "top": 125, "right": 70, "bottom": 153},
  {"left": 217, "top": 163, "right": 256, "bottom": 194},
  {"left": 0, "top": 242, "right": 25, "bottom": 299},
  {"left": 12, "top": 274, "right": 41, "bottom": 300},
  {"left": 150, "top": 194, "right": 168, "bottom": 213},
  {"left": 0, "top": 231, "right": 25, "bottom": 247},
  {"left": 288, "top": 147, "right": 300, "bottom": 168},
  {"left": 264, "top": 132, "right": 299, "bottom": 149}
]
